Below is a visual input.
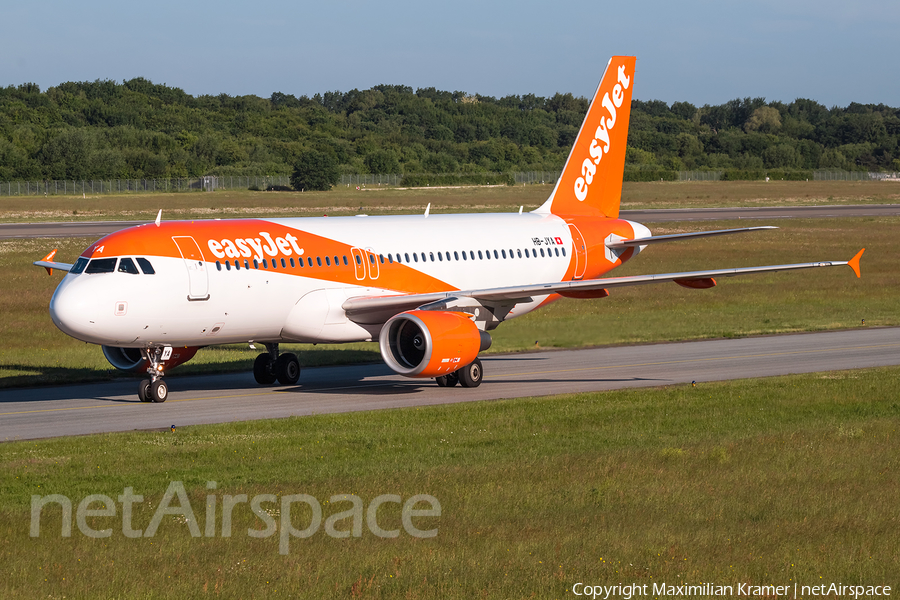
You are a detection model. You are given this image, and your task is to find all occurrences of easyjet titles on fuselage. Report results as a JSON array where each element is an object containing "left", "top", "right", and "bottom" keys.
[{"left": 207, "top": 232, "right": 305, "bottom": 261}]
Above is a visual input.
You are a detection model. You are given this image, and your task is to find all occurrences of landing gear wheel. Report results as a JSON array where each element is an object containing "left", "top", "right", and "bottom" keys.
[
  {"left": 275, "top": 353, "right": 301, "bottom": 385},
  {"left": 458, "top": 358, "right": 483, "bottom": 388},
  {"left": 150, "top": 379, "right": 168, "bottom": 403},
  {"left": 435, "top": 371, "right": 459, "bottom": 387},
  {"left": 139, "top": 379, "right": 152, "bottom": 403},
  {"left": 253, "top": 353, "right": 277, "bottom": 385}
]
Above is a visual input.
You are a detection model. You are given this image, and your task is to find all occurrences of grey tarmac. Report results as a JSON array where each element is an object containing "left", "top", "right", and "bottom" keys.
[
  {"left": 1, "top": 204, "right": 900, "bottom": 239},
  {"left": 1, "top": 327, "right": 898, "bottom": 441}
]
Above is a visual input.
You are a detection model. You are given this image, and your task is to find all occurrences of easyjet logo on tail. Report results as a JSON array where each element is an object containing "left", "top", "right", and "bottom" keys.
[{"left": 574, "top": 64, "right": 631, "bottom": 202}]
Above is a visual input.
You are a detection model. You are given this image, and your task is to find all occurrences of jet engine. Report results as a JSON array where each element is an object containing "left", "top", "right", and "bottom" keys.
[
  {"left": 379, "top": 310, "right": 491, "bottom": 378},
  {"left": 101, "top": 346, "right": 199, "bottom": 373}
]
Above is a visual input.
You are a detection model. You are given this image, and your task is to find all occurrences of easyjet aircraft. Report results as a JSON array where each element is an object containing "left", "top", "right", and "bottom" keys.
[{"left": 35, "top": 56, "right": 864, "bottom": 403}]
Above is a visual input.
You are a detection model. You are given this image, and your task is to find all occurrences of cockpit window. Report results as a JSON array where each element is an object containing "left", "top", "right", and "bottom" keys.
[
  {"left": 70, "top": 257, "right": 88, "bottom": 274},
  {"left": 136, "top": 257, "right": 155, "bottom": 275},
  {"left": 85, "top": 258, "right": 117, "bottom": 274},
  {"left": 118, "top": 257, "right": 140, "bottom": 274}
]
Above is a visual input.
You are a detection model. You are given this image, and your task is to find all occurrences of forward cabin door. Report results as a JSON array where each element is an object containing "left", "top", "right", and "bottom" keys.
[{"left": 172, "top": 236, "right": 210, "bottom": 301}]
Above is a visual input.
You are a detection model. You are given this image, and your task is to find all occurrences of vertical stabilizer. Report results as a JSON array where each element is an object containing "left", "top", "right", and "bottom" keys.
[{"left": 535, "top": 56, "right": 636, "bottom": 219}]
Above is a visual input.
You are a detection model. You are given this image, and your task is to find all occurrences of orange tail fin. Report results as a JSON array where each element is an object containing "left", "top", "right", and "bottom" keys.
[{"left": 535, "top": 56, "right": 636, "bottom": 219}]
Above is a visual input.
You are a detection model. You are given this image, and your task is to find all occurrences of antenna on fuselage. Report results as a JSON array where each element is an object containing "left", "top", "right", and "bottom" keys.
[
  {"left": 424, "top": 203, "right": 431, "bottom": 218},
  {"left": 155, "top": 209, "right": 162, "bottom": 227}
]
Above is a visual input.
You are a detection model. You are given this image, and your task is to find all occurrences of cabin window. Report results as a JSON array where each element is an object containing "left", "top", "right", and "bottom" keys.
[
  {"left": 118, "top": 258, "right": 140, "bottom": 274},
  {"left": 325, "top": 256, "right": 331, "bottom": 266},
  {"left": 281, "top": 258, "right": 287, "bottom": 268},
  {"left": 226, "top": 261, "right": 232, "bottom": 271},
  {"left": 334, "top": 256, "right": 339, "bottom": 265},
  {"left": 517, "top": 249, "right": 522, "bottom": 258},
  {"left": 388, "top": 254, "right": 393, "bottom": 264},
  {"left": 244, "top": 260, "right": 249, "bottom": 270},
  {"left": 379, "top": 254, "right": 385, "bottom": 264},
  {"left": 501, "top": 249, "right": 507, "bottom": 259},
  {"left": 404, "top": 253, "right": 410, "bottom": 263},
  {"left": 561, "top": 248, "right": 566, "bottom": 257},
  {"left": 539, "top": 248, "right": 545, "bottom": 257},
  {"left": 370, "top": 254, "right": 376, "bottom": 265},
  {"left": 290, "top": 258, "right": 295, "bottom": 268},
  {"left": 437, "top": 252, "right": 443, "bottom": 262},
  {"left": 307, "top": 257, "right": 312, "bottom": 267},
  {"left": 493, "top": 250, "right": 499, "bottom": 259},
  {"left": 355, "top": 254, "right": 362, "bottom": 265},
  {"left": 477, "top": 251, "right": 483, "bottom": 259},
  {"left": 85, "top": 258, "right": 117, "bottom": 274},
  {"left": 262, "top": 259, "right": 269, "bottom": 269},
  {"left": 453, "top": 251, "right": 459, "bottom": 261},
  {"left": 343, "top": 256, "right": 348, "bottom": 265},
  {"left": 413, "top": 253, "right": 418, "bottom": 262},
  {"left": 429, "top": 252, "right": 435, "bottom": 262},
  {"left": 253, "top": 259, "right": 259, "bottom": 269},
  {"left": 215, "top": 261, "right": 222, "bottom": 271}
]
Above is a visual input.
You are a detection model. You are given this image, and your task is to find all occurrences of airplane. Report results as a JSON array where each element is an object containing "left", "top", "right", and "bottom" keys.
[{"left": 35, "top": 56, "right": 864, "bottom": 403}]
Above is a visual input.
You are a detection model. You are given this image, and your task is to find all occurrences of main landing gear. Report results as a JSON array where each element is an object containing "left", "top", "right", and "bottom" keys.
[
  {"left": 435, "top": 357, "right": 483, "bottom": 388},
  {"left": 138, "top": 347, "right": 170, "bottom": 403},
  {"left": 253, "top": 343, "right": 301, "bottom": 386}
]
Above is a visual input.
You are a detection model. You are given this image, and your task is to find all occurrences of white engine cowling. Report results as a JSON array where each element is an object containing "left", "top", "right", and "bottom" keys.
[
  {"left": 379, "top": 310, "right": 491, "bottom": 378},
  {"left": 101, "top": 346, "right": 199, "bottom": 373}
]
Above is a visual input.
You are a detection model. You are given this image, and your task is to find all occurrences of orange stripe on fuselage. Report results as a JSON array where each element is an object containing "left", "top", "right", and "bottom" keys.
[{"left": 83, "top": 220, "right": 456, "bottom": 295}]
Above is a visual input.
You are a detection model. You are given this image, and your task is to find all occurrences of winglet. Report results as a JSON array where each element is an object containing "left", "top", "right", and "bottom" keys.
[
  {"left": 40, "top": 249, "right": 58, "bottom": 275},
  {"left": 848, "top": 248, "right": 864, "bottom": 278}
]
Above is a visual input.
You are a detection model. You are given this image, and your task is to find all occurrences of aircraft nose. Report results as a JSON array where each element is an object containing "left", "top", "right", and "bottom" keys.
[{"left": 49, "top": 277, "right": 103, "bottom": 344}]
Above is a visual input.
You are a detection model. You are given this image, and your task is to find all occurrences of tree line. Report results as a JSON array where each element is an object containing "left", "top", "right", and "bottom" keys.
[{"left": 0, "top": 78, "right": 897, "bottom": 183}]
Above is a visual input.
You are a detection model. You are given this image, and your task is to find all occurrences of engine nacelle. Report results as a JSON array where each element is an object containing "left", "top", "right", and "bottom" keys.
[
  {"left": 379, "top": 310, "right": 491, "bottom": 378},
  {"left": 101, "top": 346, "right": 199, "bottom": 373}
]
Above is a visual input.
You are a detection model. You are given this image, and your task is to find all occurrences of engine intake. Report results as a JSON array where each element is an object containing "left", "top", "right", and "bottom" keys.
[
  {"left": 101, "top": 345, "right": 198, "bottom": 373},
  {"left": 379, "top": 310, "right": 491, "bottom": 378}
]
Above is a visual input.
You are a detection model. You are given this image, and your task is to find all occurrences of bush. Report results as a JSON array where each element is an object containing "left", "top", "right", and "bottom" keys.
[{"left": 290, "top": 150, "right": 339, "bottom": 191}]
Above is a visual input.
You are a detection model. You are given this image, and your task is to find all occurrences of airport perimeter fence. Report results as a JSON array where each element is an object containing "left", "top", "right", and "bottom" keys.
[
  {"left": 1, "top": 170, "right": 896, "bottom": 197},
  {"left": 0, "top": 176, "right": 291, "bottom": 197}
]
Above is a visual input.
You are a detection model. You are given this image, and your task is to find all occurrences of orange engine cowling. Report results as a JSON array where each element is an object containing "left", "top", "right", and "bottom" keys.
[
  {"left": 379, "top": 310, "right": 491, "bottom": 378},
  {"left": 101, "top": 346, "right": 199, "bottom": 373}
]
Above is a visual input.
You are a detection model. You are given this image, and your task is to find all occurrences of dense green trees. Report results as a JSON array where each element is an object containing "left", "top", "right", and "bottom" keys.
[{"left": 0, "top": 79, "right": 897, "bottom": 182}]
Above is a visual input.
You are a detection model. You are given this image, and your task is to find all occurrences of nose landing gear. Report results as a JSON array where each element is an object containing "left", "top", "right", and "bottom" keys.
[
  {"left": 253, "top": 343, "right": 301, "bottom": 386},
  {"left": 138, "top": 347, "right": 171, "bottom": 403}
]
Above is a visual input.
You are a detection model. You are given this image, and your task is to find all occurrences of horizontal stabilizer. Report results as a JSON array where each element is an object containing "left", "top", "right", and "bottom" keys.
[{"left": 606, "top": 226, "right": 777, "bottom": 249}]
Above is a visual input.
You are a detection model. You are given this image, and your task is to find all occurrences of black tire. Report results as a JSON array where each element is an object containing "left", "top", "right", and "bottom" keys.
[
  {"left": 150, "top": 379, "right": 168, "bottom": 403},
  {"left": 253, "top": 353, "right": 277, "bottom": 385},
  {"left": 458, "top": 358, "right": 483, "bottom": 388},
  {"left": 436, "top": 371, "right": 460, "bottom": 387},
  {"left": 276, "top": 353, "right": 301, "bottom": 385},
  {"left": 138, "top": 379, "right": 152, "bottom": 403}
]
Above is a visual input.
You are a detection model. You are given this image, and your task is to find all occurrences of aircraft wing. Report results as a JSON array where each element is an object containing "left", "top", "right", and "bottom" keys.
[
  {"left": 343, "top": 249, "right": 864, "bottom": 317},
  {"left": 33, "top": 249, "right": 73, "bottom": 275}
]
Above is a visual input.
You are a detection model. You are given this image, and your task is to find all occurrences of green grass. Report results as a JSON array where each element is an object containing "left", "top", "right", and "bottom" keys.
[
  {"left": 0, "top": 180, "right": 897, "bottom": 223},
  {"left": 1, "top": 367, "right": 898, "bottom": 598},
  {"left": 3, "top": 216, "right": 894, "bottom": 387}
]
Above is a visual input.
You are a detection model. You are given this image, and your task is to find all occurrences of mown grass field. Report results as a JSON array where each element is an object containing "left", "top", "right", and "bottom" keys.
[
  {"left": 0, "top": 180, "right": 897, "bottom": 223},
  {"left": 2, "top": 215, "right": 895, "bottom": 387},
  {"left": 1, "top": 367, "right": 898, "bottom": 598}
]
